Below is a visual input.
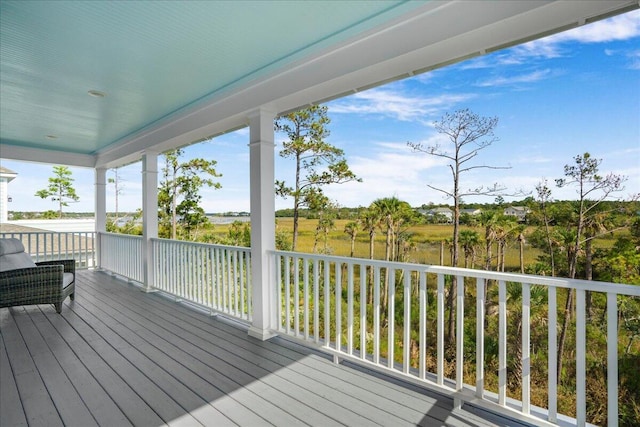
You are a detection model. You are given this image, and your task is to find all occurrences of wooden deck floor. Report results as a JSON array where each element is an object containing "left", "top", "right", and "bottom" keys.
[{"left": 1, "top": 269, "right": 524, "bottom": 427}]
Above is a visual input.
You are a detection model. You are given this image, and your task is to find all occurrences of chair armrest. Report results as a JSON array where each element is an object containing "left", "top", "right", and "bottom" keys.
[
  {"left": 0, "top": 265, "right": 64, "bottom": 308},
  {"left": 36, "top": 259, "right": 76, "bottom": 275}
]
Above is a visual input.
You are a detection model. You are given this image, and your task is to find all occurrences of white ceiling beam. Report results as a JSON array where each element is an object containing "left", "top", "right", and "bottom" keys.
[{"left": 0, "top": 144, "right": 95, "bottom": 168}]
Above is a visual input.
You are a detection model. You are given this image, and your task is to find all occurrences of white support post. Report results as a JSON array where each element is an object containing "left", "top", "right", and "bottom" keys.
[
  {"left": 94, "top": 168, "right": 107, "bottom": 270},
  {"left": 142, "top": 151, "right": 158, "bottom": 292},
  {"left": 247, "top": 109, "right": 278, "bottom": 341}
]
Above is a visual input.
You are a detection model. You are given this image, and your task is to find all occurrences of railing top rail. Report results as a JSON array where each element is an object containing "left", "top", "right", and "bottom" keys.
[
  {"left": 99, "top": 232, "right": 143, "bottom": 240},
  {"left": 273, "top": 250, "right": 640, "bottom": 297},
  {"left": 152, "top": 237, "right": 251, "bottom": 252},
  {"left": 1, "top": 231, "right": 95, "bottom": 236}
]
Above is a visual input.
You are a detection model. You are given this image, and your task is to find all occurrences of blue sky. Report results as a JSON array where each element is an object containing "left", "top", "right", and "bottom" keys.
[{"left": 2, "top": 10, "right": 639, "bottom": 214}]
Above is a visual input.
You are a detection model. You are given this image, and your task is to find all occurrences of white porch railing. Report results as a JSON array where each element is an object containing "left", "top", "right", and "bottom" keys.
[
  {"left": 99, "top": 232, "right": 144, "bottom": 282},
  {"left": 152, "top": 238, "right": 252, "bottom": 321},
  {"left": 274, "top": 250, "right": 640, "bottom": 427},
  {"left": 0, "top": 231, "right": 95, "bottom": 268}
]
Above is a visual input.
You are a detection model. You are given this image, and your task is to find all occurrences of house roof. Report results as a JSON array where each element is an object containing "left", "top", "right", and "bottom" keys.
[
  {"left": 1, "top": 1, "right": 637, "bottom": 169},
  {"left": 0, "top": 166, "right": 18, "bottom": 180}
]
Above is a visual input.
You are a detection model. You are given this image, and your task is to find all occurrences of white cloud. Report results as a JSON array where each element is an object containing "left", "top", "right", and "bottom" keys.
[
  {"left": 329, "top": 88, "right": 475, "bottom": 122},
  {"left": 512, "top": 155, "right": 554, "bottom": 165},
  {"left": 511, "top": 10, "right": 640, "bottom": 60},
  {"left": 476, "top": 69, "right": 556, "bottom": 87},
  {"left": 627, "top": 49, "right": 640, "bottom": 69},
  {"left": 555, "top": 10, "right": 640, "bottom": 43},
  {"left": 318, "top": 140, "right": 453, "bottom": 207},
  {"left": 460, "top": 10, "right": 640, "bottom": 69}
]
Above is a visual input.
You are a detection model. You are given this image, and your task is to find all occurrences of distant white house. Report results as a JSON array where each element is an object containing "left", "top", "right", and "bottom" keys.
[
  {"left": 0, "top": 167, "right": 17, "bottom": 223},
  {"left": 418, "top": 207, "right": 454, "bottom": 223},
  {"left": 504, "top": 206, "right": 530, "bottom": 222},
  {"left": 461, "top": 208, "right": 482, "bottom": 216}
]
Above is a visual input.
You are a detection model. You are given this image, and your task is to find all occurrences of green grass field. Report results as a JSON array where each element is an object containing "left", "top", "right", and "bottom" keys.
[{"left": 210, "top": 218, "right": 548, "bottom": 270}]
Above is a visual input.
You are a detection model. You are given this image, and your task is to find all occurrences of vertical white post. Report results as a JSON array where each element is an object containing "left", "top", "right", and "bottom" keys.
[
  {"left": 247, "top": 108, "right": 277, "bottom": 341},
  {"left": 94, "top": 167, "right": 107, "bottom": 269},
  {"left": 142, "top": 151, "right": 158, "bottom": 292}
]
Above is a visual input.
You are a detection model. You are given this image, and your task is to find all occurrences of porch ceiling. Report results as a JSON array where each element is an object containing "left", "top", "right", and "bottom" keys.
[{"left": 0, "top": 0, "right": 637, "bottom": 169}]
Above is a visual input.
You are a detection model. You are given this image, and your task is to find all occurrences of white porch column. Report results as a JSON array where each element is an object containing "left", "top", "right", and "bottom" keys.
[
  {"left": 142, "top": 151, "right": 158, "bottom": 292},
  {"left": 94, "top": 168, "right": 107, "bottom": 269},
  {"left": 247, "top": 109, "right": 277, "bottom": 341}
]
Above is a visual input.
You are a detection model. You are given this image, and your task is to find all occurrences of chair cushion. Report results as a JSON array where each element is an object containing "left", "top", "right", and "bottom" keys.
[
  {"left": 0, "top": 238, "right": 26, "bottom": 256},
  {"left": 63, "top": 272, "right": 74, "bottom": 289},
  {"left": 0, "top": 252, "right": 37, "bottom": 272}
]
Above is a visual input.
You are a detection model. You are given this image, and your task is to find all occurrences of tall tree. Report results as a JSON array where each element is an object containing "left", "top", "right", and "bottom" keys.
[
  {"left": 35, "top": 166, "right": 79, "bottom": 218},
  {"left": 409, "top": 109, "right": 507, "bottom": 343},
  {"left": 535, "top": 179, "right": 556, "bottom": 276},
  {"left": 158, "top": 149, "right": 222, "bottom": 240},
  {"left": 275, "top": 105, "right": 360, "bottom": 251},
  {"left": 108, "top": 167, "right": 124, "bottom": 222},
  {"left": 409, "top": 109, "right": 505, "bottom": 270},
  {"left": 554, "top": 152, "right": 626, "bottom": 383}
]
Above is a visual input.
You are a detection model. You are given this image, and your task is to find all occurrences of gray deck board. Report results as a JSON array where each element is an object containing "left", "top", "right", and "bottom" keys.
[
  {"left": 1, "top": 269, "right": 528, "bottom": 427},
  {"left": 0, "top": 324, "right": 28, "bottom": 427}
]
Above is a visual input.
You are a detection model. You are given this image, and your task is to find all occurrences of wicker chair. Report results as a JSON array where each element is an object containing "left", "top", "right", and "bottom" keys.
[{"left": 0, "top": 238, "right": 75, "bottom": 313}]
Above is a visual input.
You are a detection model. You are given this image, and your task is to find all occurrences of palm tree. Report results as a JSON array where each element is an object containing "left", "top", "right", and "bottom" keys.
[
  {"left": 344, "top": 220, "right": 361, "bottom": 258},
  {"left": 459, "top": 229, "right": 481, "bottom": 268},
  {"left": 517, "top": 228, "right": 526, "bottom": 274},
  {"left": 371, "top": 197, "right": 414, "bottom": 311},
  {"left": 360, "top": 207, "right": 382, "bottom": 305},
  {"left": 486, "top": 283, "right": 547, "bottom": 391},
  {"left": 479, "top": 211, "right": 500, "bottom": 271}
]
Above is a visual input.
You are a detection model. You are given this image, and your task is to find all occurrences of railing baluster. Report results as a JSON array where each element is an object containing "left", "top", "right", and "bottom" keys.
[
  {"left": 238, "top": 251, "right": 244, "bottom": 317},
  {"left": 403, "top": 269, "right": 411, "bottom": 374},
  {"left": 476, "top": 277, "right": 485, "bottom": 398},
  {"left": 499, "top": 279, "right": 507, "bottom": 406},
  {"left": 276, "top": 254, "right": 282, "bottom": 330},
  {"left": 294, "top": 256, "right": 300, "bottom": 336},
  {"left": 227, "top": 249, "right": 233, "bottom": 314},
  {"left": 347, "top": 262, "right": 354, "bottom": 355},
  {"left": 285, "top": 255, "right": 291, "bottom": 334},
  {"left": 454, "top": 275, "right": 464, "bottom": 410},
  {"left": 522, "top": 282, "right": 531, "bottom": 415},
  {"left": 419, "top": 271, "right": 427, "bottom": 380},
  {"left": 437, "top": 273, "right": 444, "bottom": 386},
  {"left": 607, "top": 292, "right": 618, "bottom": 427},
  {"left": 246, "top": 250, "right": 251, "bottom": 320},
  {"left": 388, "top": 268, "right": 395, "bottom": 369},
  {"left": 304, "top": 258, "right": 309, "bottom": 340},
  {"left": 548, "top": 286, "right": 557, "bottom": 423},
  {"left": 233, "top": 250, "right": 239, "bottom": 316},
  {"left": 576, "top": 289, "right": 586, "bottom": 426},
  {"left": 314, "top": 259, "right": 320, "bottom": 343},
  {"left": 324, "top": 259, "right": 330, "bottom": 348},
  {"left": 335, "top": 261, "right": 342, "bottom": 353},
  {"left": 360, "top": 263, "right": 366, "bottom": 361},
  {"left": 374, "top": 266, "right": 381, "bottom": 364}
]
